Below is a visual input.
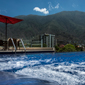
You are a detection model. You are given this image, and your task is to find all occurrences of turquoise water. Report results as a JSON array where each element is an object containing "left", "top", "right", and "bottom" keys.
[{"left": 0, "top": 52, "right": 85, "bottom": 85}]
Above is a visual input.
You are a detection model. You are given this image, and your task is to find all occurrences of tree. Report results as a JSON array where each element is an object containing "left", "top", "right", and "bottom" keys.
[{"left": 58, "top": 44, "right": 77, "bottom": 52}]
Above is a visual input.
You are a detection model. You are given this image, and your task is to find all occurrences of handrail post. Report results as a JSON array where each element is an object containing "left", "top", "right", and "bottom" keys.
[
  {"left": 20, "top": 39, "right": 26, "bottom": 52},
  {"left": 11, "top": 38, "right": 16, "bottom": 53}
]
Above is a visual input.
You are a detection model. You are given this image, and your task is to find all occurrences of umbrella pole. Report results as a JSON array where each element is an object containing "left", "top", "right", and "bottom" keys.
[
  {"left": 6, "top": 23, "right": 7, "bottom": 41},
  {"left": 5, "top": 22, "right": 7, "bottom": 50}
]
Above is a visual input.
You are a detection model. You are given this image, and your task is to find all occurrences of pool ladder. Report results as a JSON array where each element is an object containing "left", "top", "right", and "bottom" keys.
[
  {"left": 10, "top": 38, "right": 16, "bottom": 53},
  {"left": 20, "top": 39, "right": 26, "bottom": 52},
  {"left": 10, "top": 38, "right": 26, "bottom": 53}
]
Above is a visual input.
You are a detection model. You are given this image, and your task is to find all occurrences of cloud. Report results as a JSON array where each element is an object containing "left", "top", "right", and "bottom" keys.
[
  {"left": 48, "top": 2, "right": 60, "bottom": 10},
  {"left": 3, "top": 10, "right": 7, "bottom": 13},
  {"left": 72, "top": 3, "right": 78, "bottom": 8},
  {"left": 48, "top": 2, "right": 54, "bottom": 10},
  {"left": 0, "top": 10, "right": 1, "bottom": 14},
  {"left": 33, "top": 7, "right": 49, "bottom": 14},
  {"left": 0, "top": 10, "right": 7, "bottom": 14},
  {"left": 55, "top": 3, "right": 59, "bottom": 9}
]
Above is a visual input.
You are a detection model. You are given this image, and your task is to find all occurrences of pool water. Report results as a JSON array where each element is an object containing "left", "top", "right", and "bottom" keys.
[{"left": 0, "top": 52, "right": 85, "bottom": 85}]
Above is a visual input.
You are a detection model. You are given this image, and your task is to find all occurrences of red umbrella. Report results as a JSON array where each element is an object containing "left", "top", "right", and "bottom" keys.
[{"left": 0, "top": 15, "right": 23, "bottom": 50}]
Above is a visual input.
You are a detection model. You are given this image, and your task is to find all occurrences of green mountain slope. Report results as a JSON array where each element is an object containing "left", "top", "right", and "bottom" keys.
[{"left": 0, "top": 11, "right": 85, "bottom": 44}]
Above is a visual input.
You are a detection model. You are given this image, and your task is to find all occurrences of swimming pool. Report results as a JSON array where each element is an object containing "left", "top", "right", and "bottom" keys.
[{"left": 0, "top": 52, "right": 85, "bottom": 85}]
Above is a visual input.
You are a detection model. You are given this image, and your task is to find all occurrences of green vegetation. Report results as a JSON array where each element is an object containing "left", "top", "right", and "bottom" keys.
[
  {"left": 55, "top": 45, "right": 59, "bottom": 51},
  {"left": 55, "top": 44, "right": 83, "bottom": 52},
  {"left": 43, "top": 43, "right": 47, "bottom": 47},
  {"left": 0, "top": 11, "right": 85, "bottom": 44},
  {"left": 74, "top": 44, "right": 83, "bottom": 51}
]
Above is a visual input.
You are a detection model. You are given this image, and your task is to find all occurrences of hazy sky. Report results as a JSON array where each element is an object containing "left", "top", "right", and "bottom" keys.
[{"left": 0, "top": 0, "right": 85, "bottom": 17}]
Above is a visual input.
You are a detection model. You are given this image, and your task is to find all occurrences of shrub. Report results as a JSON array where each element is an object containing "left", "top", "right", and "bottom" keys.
[
  {"left": 58, "top": 44, "right": 77, "bottom": 52},
  {"left": 55, "top": 45, "right": 59, "bottom": 51},
  {"left": 43, "top": 43, "right": 47, "bottom": 47}
]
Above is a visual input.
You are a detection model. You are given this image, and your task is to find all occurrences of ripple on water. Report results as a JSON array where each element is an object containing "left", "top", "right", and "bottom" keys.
[{"left": 0, "top": 52, "right": 85, "bottom": 85}]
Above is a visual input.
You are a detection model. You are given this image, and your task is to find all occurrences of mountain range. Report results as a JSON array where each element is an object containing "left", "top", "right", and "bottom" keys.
[{"left": 0, "top": 11, "right": 85, "bottom": 44}]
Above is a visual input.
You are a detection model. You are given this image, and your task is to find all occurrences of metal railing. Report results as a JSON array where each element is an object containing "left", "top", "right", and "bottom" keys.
[
  {"left": 23, "top": 40, "right": 41, "bottom": 47},
  {"left": 10, "top": 38, "right": 16, "bottom": 52},
  {"left": 20, "top": 39, "right": 26, "bottom": 52}
]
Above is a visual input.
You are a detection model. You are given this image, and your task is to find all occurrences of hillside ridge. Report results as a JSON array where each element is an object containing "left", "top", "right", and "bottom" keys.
[{"left": 0, "top": 11, "right": 85, "bottom": 44}]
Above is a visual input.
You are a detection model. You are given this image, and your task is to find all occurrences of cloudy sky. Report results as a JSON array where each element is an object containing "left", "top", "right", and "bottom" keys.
[{"left": 0, "top": 0, "right": 85, "bottom": 17}]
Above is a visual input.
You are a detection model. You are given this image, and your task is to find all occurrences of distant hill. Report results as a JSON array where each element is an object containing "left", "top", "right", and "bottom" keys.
[{"left": 0, "top": 11, "right": 85, "bottom": 44}]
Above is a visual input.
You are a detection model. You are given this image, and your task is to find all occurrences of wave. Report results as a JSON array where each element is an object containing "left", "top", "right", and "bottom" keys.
[{"left": 0, "top": 52, "right": 85, "bottom": 85}]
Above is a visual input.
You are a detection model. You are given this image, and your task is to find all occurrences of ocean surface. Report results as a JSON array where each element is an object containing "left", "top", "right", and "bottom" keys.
[{"left": 0, "top": 52, "right": 85, "bottom": 85}]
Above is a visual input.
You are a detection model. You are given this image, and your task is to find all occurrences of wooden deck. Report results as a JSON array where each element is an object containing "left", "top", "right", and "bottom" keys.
[{"left": 0, "top": 47, "right": 55, "bottom": 54}]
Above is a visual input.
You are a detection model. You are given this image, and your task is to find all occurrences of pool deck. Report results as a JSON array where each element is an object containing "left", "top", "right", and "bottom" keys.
[{"left": 0, "top": 47, "right": 55, "bottom": 54}]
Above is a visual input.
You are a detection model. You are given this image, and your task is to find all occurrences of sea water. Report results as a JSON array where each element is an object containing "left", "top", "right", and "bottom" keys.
[{"left": 0, "top": 52, "right": 85, "bottom": 85}]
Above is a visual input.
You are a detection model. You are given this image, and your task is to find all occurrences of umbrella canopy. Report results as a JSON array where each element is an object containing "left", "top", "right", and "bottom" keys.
[
  {"left": 0, "top": 15, "right": 23, "bottom": 24},
  {"left": 0, "top": 15, "right": 23, "bottom": 50}
]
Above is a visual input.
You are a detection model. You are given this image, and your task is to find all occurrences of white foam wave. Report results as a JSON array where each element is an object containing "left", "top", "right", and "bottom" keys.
[
  {"left": 0, "top": 55, "right": 85, "bottom": 85},
  {"left": 15, "top": 62, "right": 85, "bottom": 85},
  {"left": 0, "top": 59, "right": 40, "bottom": 71}
]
